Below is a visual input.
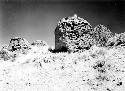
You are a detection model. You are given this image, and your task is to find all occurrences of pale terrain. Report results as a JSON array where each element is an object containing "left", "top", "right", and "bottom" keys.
[{"left": 0, "top": 45, "right": 125, "bottom": 91}]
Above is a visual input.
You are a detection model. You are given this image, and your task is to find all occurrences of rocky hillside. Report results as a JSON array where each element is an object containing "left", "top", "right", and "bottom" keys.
[{"left": 0, "top": 14, "right": 125, "bottom": 91}]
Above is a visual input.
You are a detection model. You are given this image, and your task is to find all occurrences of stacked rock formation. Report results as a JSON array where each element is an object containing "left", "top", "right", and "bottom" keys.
[{"left": 55, "top": 14, "right": 96, "bottom": 52}]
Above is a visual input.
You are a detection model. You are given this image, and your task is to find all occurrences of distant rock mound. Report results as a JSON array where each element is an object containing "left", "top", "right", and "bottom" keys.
[
  {"left": 31, "top": 40, "right": 48, "bottom": 47},
  {"left": 8, "top": 37, "right": 31, "bottom": 54},
  {"left": 55, "top": 14, "right": 95, "bottom": 52},
  {"left": 93, "top": 24, "right": 114, "bottom": 47}
]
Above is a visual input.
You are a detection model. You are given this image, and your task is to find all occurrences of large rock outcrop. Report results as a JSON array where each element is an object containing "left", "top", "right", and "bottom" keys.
[{"left": 55, "top": 14, "right": 96, "bottom": 52}]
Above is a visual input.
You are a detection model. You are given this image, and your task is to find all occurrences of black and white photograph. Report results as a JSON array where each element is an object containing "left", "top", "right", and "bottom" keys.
[{"left": 0, "top": 0, "right": 125, "bottom": 91}]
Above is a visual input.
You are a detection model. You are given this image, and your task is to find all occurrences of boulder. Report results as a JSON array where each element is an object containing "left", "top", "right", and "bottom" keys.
[{"left": 55, "top": 14, "right": 95, "bottom": 52}]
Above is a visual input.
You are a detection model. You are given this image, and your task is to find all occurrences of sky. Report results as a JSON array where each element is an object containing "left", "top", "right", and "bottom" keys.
[{"left": 0, "top": 0, "right": 124, "bottom": 48}]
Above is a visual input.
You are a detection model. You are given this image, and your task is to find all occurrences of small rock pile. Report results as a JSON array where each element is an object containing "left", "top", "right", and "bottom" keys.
[{"left": 8, "top": 37, "right": 31, "bottom": 54}]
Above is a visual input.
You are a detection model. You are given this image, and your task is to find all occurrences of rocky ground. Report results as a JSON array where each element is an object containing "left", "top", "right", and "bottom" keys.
[{"left": 0, "top": 45, "right": 125, "bottom": 91}]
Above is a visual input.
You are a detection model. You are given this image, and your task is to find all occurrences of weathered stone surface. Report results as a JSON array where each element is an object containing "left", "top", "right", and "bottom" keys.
[
  {"left": 93, "top": 24, "right": 114, "bottom": 47},
  {"left": 55, "top": 14, "right": 95, "bottom": 52},
  {"left": 66, "top": 34, "right": 96, "bottom": 52},
  {"left": 8, "top": 37, "right": 31, "bottom": 54}
]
